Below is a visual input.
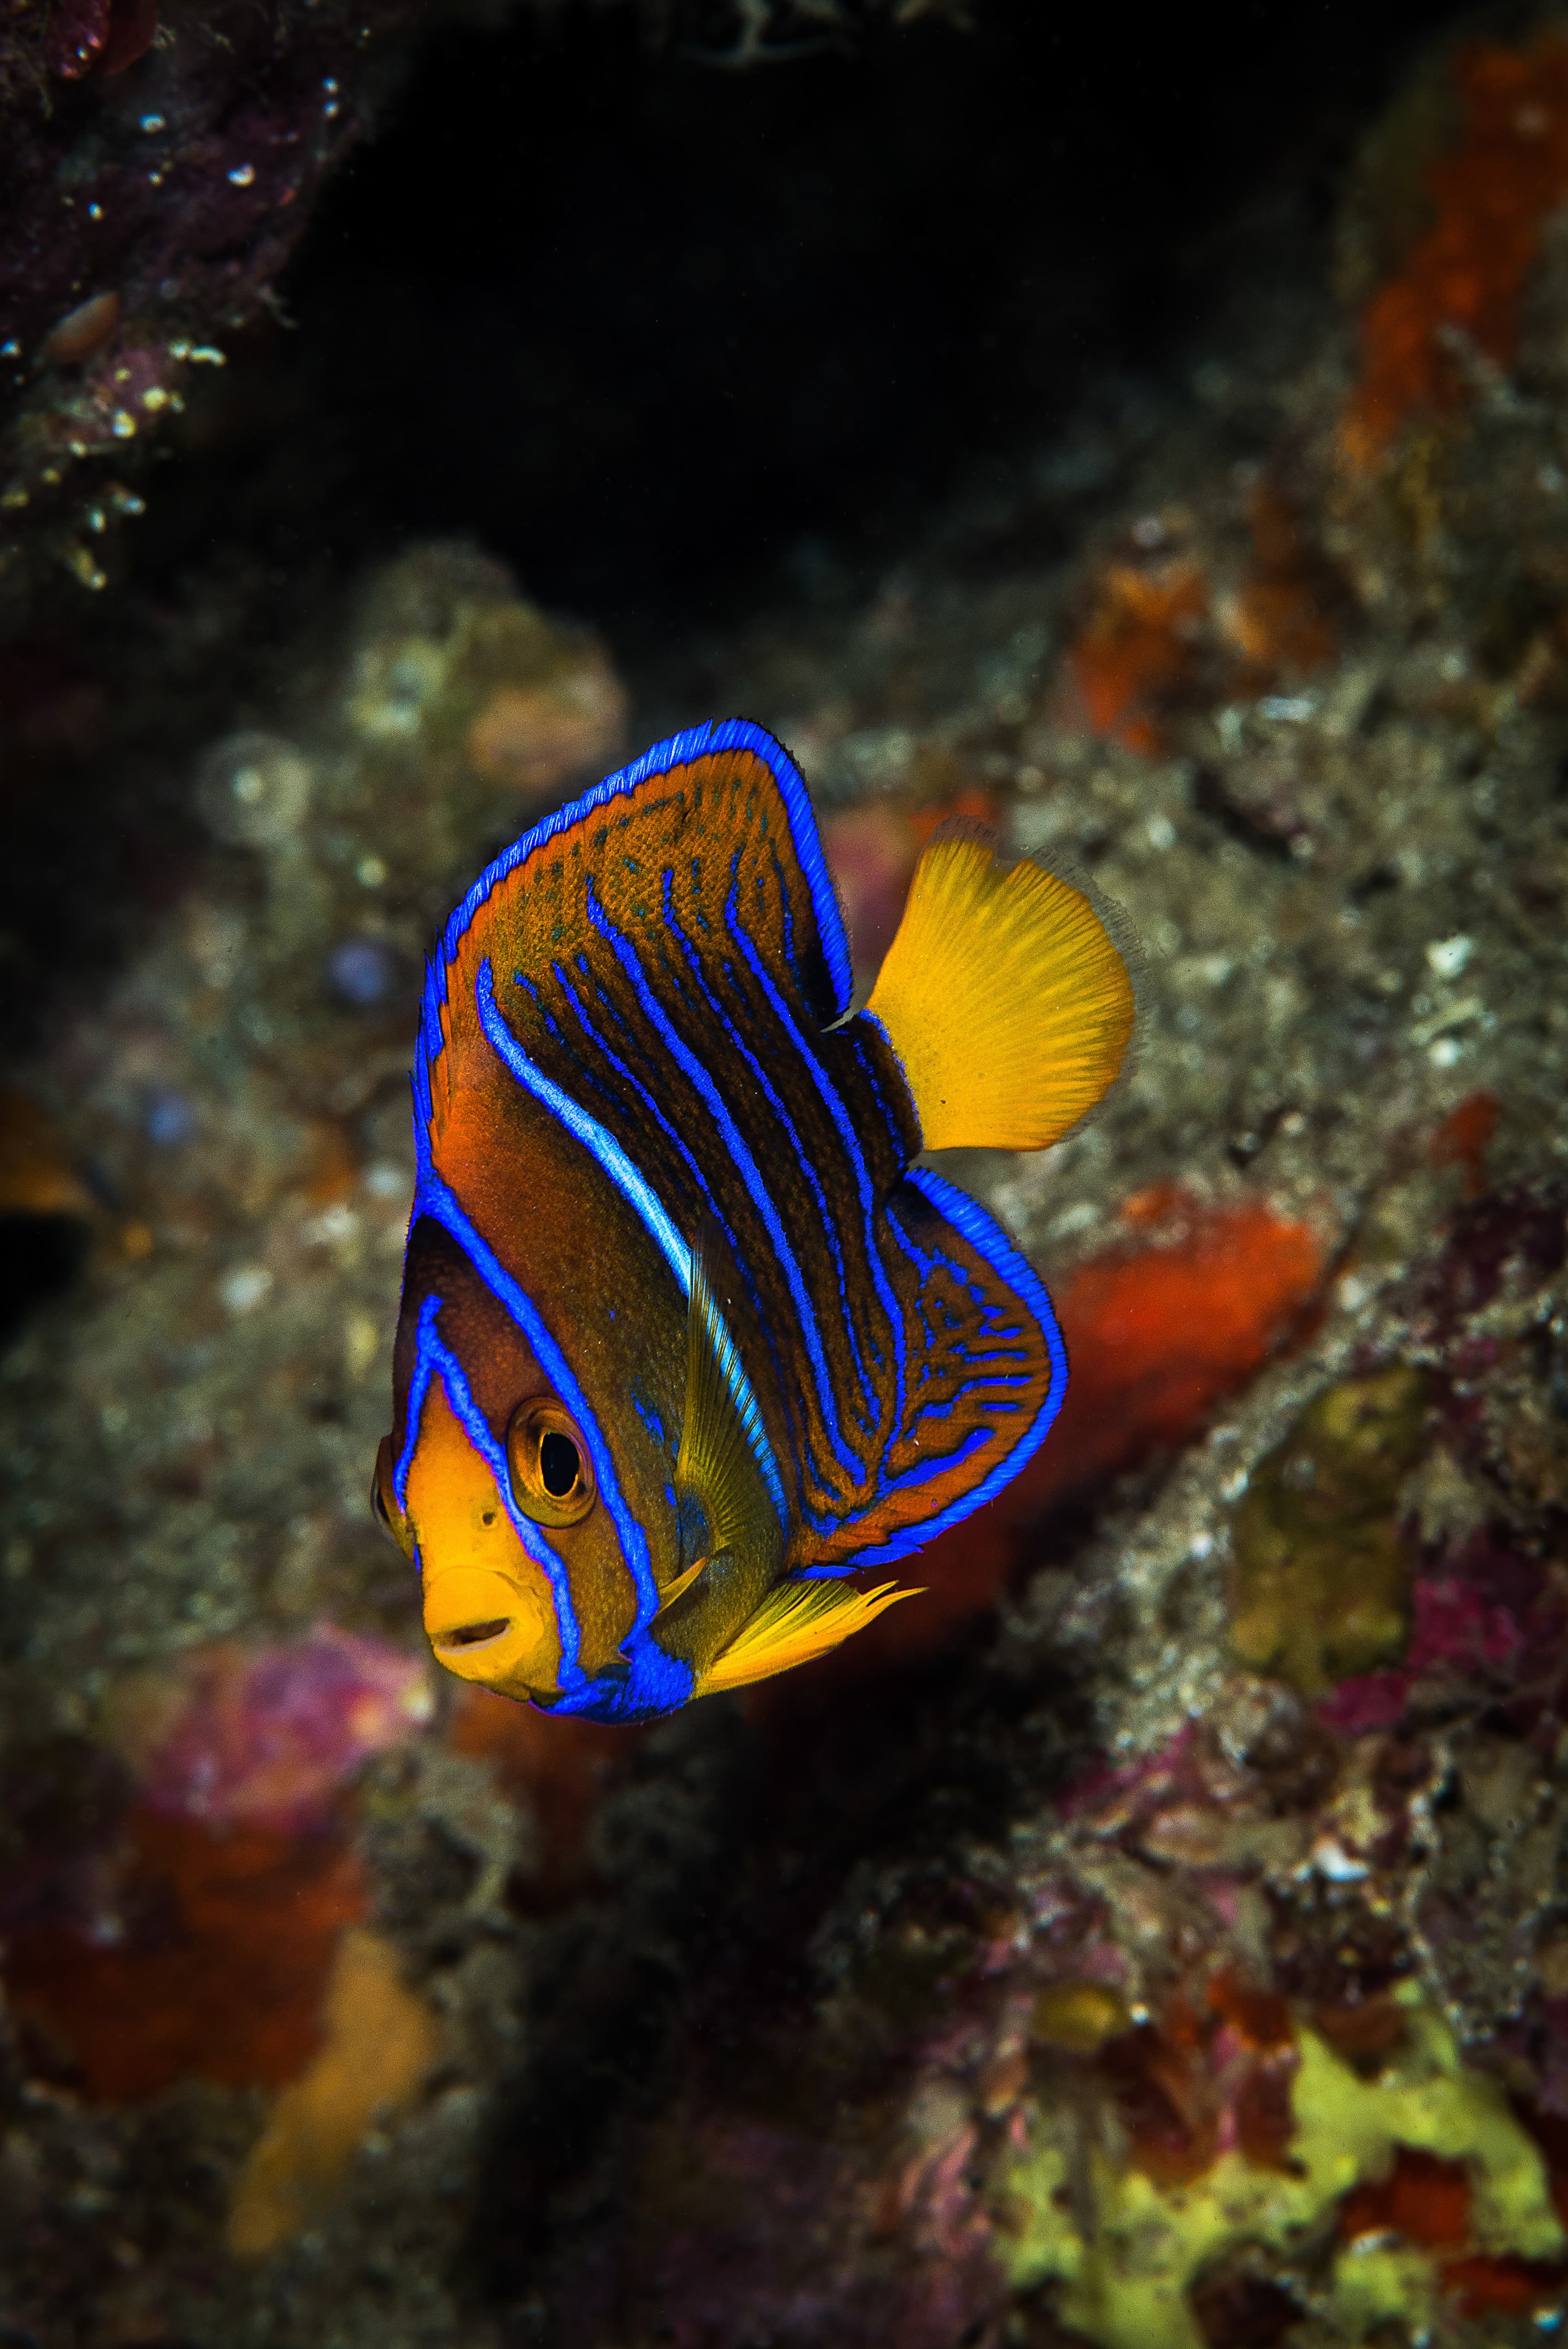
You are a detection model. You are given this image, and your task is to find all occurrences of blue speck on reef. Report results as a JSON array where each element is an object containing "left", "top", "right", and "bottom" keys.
[{"left": 327, "top": 936, "right": 399, "bottom": 1008}]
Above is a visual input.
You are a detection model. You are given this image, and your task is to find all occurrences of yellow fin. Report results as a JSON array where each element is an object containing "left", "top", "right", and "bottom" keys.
[
  {"left": 674, "top": 1228, "right": 786, "bottom": 1548},
  {"left": 866, "top": 824, "right": 1138, "bottom": 1152},
  {"left": 693, "top": 1578, "right": 920, "bottom": 1696}
]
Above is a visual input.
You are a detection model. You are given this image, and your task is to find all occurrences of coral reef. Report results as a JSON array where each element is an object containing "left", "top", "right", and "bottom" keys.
[
  {"left": 1338, "top": 35, "right": 1568, "bottom": 471},
  {"left": 1004, "top": 1989, "right": 1563, "bottom": 2349},
  {"left": 7, "top": 15, "right": 1568, "bottom": 2349},
  {"left": 1227, "top": 1366, "right": 1429, "bottom": 1693}
]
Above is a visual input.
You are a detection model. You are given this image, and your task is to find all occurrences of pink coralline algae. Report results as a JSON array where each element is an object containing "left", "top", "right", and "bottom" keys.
[
  {"left": 1320, "top": 1536, "right": 1562, "bottom": 1736},
  {"left": 124, "top": 1624, "right": 433, "bottom": 1830}
]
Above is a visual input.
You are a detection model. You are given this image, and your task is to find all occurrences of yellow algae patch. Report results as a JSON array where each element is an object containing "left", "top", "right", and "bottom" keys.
[
  {"left": 999, "top": 1987, "right": 1563, "bottom": 2349},
  {"left": 227, "top": 1928, "right": 441, "bottom": 2257},
  {"left": 1030, "top": 1980, "right": 1131, "bottom": 2054},
  {"left": 1228, "top": 1365, "right": 1430, "bottom": 1693}
]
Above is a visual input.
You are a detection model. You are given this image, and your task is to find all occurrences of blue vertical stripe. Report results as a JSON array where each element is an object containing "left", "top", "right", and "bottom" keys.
[
  {"left": 661, "top": 878, "right": 878, "bottom": 1428},
  {"left": 475, "top": 957, "right": 693, "bottom": 1297},
  {"left": 585, "top": 878, "right": 863, "bottom": 1481},
  {"left": 410, "top": 1080, "right": 662, "bottom": 1639},
  {"left": 725, "top": 893, "right": 910, "bottom": 1450}
]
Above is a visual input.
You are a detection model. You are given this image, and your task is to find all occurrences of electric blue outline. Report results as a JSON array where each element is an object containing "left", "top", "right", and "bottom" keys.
[
  {"left": 394, "top": 1292, "right": 441, "bottom": 1514},
  {"left": 433, "top": 718, "right": 853, "bottom": 1024},
  {"left": 841, "top": 1166, "right": 1069, "bottom": 1571},
  {"left": 851, "top": 1009, "right": 922, "bottom": 1152},
  {"left": 545, "top": 1635, "right": 695, "bottom": 1723}
]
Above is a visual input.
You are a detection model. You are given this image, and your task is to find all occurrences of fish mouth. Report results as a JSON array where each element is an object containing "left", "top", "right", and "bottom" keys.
[
  {"left": 433, "top": 1616, "right": 512, "bottom": 1651},
  {"left": 421, "top": 1564, "right": 558, "bottom": 1694}
]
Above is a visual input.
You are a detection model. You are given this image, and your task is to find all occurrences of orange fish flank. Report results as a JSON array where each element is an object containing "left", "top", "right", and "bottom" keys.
[{"left": 1342, "top": 36, "right": 1568, "bottom": 472}]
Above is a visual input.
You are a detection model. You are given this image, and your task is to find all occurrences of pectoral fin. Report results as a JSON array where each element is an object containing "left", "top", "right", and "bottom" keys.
[
  {"left": 673, "top": 1224, "right": 785, "bottom": 1549},
  {"left": 654, "top": 1226, "right": 789, "bottom": 1672},
  {"left": 660, "top": 1237, "right": 920, "bottom": 1696},
  {"left": 693, "top": 1577, "right": 920, "bottom": 1696}
]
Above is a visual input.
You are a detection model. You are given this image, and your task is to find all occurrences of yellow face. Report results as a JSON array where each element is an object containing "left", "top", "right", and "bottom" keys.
[{"left": 373, "top": 1382, "right": 570, "bottom": 1701}]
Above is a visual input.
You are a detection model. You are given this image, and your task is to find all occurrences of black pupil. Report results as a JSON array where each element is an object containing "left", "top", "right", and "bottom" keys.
[{"left": 539, "top": 1431, "right": 579, "bottom": 1498}]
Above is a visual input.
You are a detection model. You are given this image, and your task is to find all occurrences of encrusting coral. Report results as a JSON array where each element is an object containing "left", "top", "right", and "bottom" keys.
[
  {"left": 226, "top": 1926, "right": 441, "bottom": 2257},
  {"left": 1003, "top": 1987, "right": 1565, "bottom": 2349},
  {"left": 1228, "top": 1366, "right": 1430, "bottom": 1693}
]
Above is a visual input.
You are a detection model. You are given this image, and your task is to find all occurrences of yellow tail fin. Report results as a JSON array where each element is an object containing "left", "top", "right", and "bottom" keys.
[
  {"left": 866, "top": 823, "right": 1137, "bottom": 1153},
  {"left": 693, "top": 1577, "right": 919, "bottom": 1696}
]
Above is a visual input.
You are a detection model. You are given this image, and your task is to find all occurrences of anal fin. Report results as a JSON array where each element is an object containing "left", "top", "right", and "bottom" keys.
[
  {"left": 865, "top": 822, "right": 1138, "bottom": 1153},
  {"left": 693, "top": 1578, "right": 920, "bottom": 1696}
]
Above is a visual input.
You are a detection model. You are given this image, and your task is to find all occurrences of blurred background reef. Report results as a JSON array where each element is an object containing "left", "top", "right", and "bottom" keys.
[{"left": 5, "top": 1, "right": 1568, "bottom": 2344}]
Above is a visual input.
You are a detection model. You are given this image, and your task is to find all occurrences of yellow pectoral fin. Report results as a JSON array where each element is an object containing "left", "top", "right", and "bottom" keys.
[
  {"left": 866, "top": 823, "right": 1138, "bottom": 1153},
  {"left": 693, "top": 1577, "right": 921, "bottom": 1697},
  {"left": 674, "top": 1223, "right": 785, "bottom": 1550}
]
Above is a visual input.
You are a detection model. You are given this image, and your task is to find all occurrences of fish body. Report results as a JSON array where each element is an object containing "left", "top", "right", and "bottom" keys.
[{"left": 374, "top": 720, "right": 1135, "bottom": 1722}]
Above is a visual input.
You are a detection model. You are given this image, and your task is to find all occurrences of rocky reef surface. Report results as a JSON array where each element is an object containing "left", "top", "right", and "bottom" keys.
[
  {"left": 4, "top": 18, "right": 1568, "bottom": 2349},
  {"left": 0, "top": 0, "right": 450, "bottom": 619}
]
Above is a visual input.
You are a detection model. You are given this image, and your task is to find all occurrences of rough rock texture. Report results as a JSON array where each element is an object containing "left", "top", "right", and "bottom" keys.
[
  {"left": 0, "top": 0, "right": 471, "bottom": 618},
  {"left": 5, "top": 19, "right": 1568, "bottom": 2349}
]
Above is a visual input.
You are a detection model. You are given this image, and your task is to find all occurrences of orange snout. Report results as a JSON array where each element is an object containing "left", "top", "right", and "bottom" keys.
[
  {"left": 405, "top": 1380, "right": 563, "bottom": 1700},
  {"left": 422, "top": 1565, "right": 558, "bottom": 1699}
]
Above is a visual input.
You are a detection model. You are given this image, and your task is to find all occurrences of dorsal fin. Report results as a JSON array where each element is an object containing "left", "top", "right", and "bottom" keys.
[
  {"left": 674, "top": 1224, "right": 786, "bottom": 1546},
  {"left": 693, "top": 1577, "right": 920, "bottom": 1695}
]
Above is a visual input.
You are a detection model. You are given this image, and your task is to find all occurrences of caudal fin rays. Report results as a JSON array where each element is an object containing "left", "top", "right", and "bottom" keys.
[{"left": 865, "top": 819, "right": 1139, "bottom": 1154}]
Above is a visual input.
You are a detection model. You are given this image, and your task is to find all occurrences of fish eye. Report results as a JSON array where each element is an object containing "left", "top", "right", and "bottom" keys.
[
  {"left": 507, "top": 1398, "right": 596, "bottom": 1527},
  {"left": 540, "top": 1431, "right": 579, "bottom": 1496}
]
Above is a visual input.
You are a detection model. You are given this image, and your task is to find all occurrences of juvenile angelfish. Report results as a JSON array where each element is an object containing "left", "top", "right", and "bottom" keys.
[{"left": 372, "top": 720, "right": 1135, "bottom": 1722}]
